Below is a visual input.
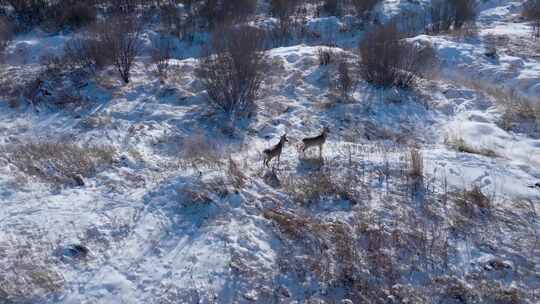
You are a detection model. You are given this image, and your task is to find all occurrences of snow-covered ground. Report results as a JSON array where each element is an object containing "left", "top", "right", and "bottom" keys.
[{"left": 0, "top": 1, "right": 538, "bottom": 303}]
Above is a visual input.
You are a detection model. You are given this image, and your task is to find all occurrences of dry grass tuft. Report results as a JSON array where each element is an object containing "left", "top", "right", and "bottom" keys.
[
  {"left": 2, "top": 140, "right": 116, "bottom": 186},
  {"left": 281, "top": 169, "right": 360, "bottom": 205},
  {"left": 408, "top": 148, "right": 424, "bottom": 179},
  {"left": 454, "top": 185, "right": 492, "bottom": 217},
  {"left": 446, "top": 134, "right": 498, "bottom": 157}
]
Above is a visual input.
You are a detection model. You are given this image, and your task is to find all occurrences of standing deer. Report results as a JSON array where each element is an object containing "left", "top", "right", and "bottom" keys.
[
  {"left": 263, "top": 134, "right": 288, "bottom": 168},
  {"left": 301, "top": 127, "right": 330, "bottom": 158}
]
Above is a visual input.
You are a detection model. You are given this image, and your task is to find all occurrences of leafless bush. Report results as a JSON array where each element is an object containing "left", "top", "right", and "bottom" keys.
[
  {"left": 429, "top": 0, "right": 477, "bottom": 34},
  {"left": 317, "top": 47, "right": 334, "bottom": 66},
  {"left": 1, "top": 0, "right": 49, "bottom": 28},
  {"left": 351, "top": 0, "right": 381, "bottom": 18},
  {"left": 196, "top": 25, "right": 267, "bottom": 117},
  {"left": 409, "top": 148, "right": 423, "bottom": 179},
  {"left": 0, "top": 16, "right": 13, "bottom": 57},
  {"left": 2, "top": 141, "right": 116, "bottom": 186},
  {"left": 48, "top": 1, "right": 97, "bottom": 30},
  {"left": 336, "top": 59, "right": 354, "bottom": 100},
  {"left": 63, "top": 27, "right": 118, "bottom": 73},
  {"left": 1, "top": 0, "right": 96, "bottom": 31},
  {"left": 359, "top": 22, "right": 438, "bottom": 88},
  {"left": 321, "top": 0, "right": 341, "bottom": 16},
  {"left": 196, "top": 0, "right": 257, "bottom": 29},
  {"left": 151, "top": 37, "right": 173, "bottom": 80},
  {"left": 454, "top": 185, "right": 492, "bottom": 217},
  {"left": 270, "top": 0, "right": 300, "bottom": 19},
  {"left": 96, "top": 15, "right": 143, "bottom": 83},
  {"left": 269, "top": 0, "right": 301, "bottom": 45},
  {"left": 523, "top": 0, "right": 540, "bottom": 38}
]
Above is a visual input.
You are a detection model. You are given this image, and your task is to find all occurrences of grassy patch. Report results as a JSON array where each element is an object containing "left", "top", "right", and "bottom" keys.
[{"left": 2, "top": 140, "right": 116, "bottom": 186}]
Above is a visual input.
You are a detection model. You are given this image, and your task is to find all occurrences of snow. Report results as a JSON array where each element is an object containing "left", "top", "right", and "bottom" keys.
[{"left": 0, "top": 0, "right": 538, "bottom": 303}]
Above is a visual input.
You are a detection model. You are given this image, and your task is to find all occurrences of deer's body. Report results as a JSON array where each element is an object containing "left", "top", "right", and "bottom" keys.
[
  {"left": 263, "top": 134, "right": 288, "bottom": 167},
  {"left": 301, "top": 127, "right": 329, "bottom": 157}
]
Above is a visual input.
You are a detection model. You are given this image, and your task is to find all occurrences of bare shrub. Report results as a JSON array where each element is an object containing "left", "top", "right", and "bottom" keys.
[
  {"left": 336, "top": 59, "right": 354, "bottom": 100},
  {"left": 429, "top": 0, "right": 477, "bottom": 34},
  {"left": 2, "top": 141, "right": 116, "bottom": 186},
  {"left": 196, "top": 0, "right": 257, "bottom": 29},
  {"left": 358, "top": 22, "right": 438, "bottom": 88},
  {"left": 0, "top": 16, "right": 14, "bottom": 57},
  {"left": 409, "top": 148, "right": 423, "bottom": 179},
  {"left": 454, "top": 185, "right": 492, "bottom": 217},
  {"left": 48, "top": 1, "right": 97, "bottom": 30},
  {"left": 269, "top": 0, "right": 300, "bottom": 45},
  {"left": 453, "top": 0, "right": 477, "bottom": 29},
  {"left": 96, "top": 15, "right": 143, "bottom": 83},
  {"left": 322, "top": 0, "right": 341, "bottom": 16},
  {"left": 2, "top": 0, "right": 96, "bottom": 31},
  {"left": 151, "top": 36, "right": 173, "bottom": 80},
  {"left": 196, "top": 25, "right": 267, "bottom": 117},
  {"left": 2, "top": 0, "right": 50, "bottom": 28},
  {"left": 317, "top": 47, "right": 334, "bottom": 66},
  {"left": 351, "top": 0, "right": 381, "bottom": 18},
  {"left": 270, "top": 0, "right": 300, "bottom": 19},
  {"left": 63, "top": 34, "right": 113, "bottom": 72},
  {"left": 523, "top": 0, "right": 540, "bottom": 38}
]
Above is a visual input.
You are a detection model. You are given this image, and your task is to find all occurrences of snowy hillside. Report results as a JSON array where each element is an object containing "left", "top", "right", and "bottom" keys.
[{"left": 0, "top": 0, "right": 538, "bottom": 303}]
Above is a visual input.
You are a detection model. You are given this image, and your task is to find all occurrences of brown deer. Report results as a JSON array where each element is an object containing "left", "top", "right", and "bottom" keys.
[
  {"left": 301, "top": 127, "right": 329, "bottom": 158},
  {"left": 263, "top": 134, "right": 288, "bottom": 167}
]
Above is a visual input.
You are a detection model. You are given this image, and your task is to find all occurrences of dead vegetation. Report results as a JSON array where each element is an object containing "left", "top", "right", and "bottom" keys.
[
  {"left": 281, "top": 168, "right": 362, "bottom": 205},
  {"left": 454, "top": 185, "right": 492, "bottom": 218},
  {"left": 446, "top": 133, "right": 498, "bottom": 157},
  {"left": 1, "top": 140, "right": 116, "bottom": 186},
  {"left": 0, "top": 237, "right": 64, "bottom": 303},
  {"left": 196, "top": 25, "right": 267, "bottom": 118},
  {"left": 359, "top": 21, "right": 438, "bottom": 88},
  {"left": 495, "top": 89, "right": 540, "bottom": 135},
  {"left": 523, "top": 0, "right": 540, "bottom": 38}
]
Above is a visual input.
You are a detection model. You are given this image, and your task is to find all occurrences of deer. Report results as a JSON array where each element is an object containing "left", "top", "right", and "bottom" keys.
[
  {"left": 263, "top": 134, "right": 288, "bottom": 168},
  {"left": 301, "top": 127, "right": 330, "bottom": 158}
]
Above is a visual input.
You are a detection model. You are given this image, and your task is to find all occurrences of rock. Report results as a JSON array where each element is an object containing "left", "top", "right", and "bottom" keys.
[
  {"left": 485, "top": 258, "right": 512, "bottom": 271},
  {"left": 484, "top": 47, "right": 498, "bottom": 59},
  {"left": 73, "top": 174, "right": 85, "bottom": 187},
  {"left": 63, "top": 244, "right": 89, "bottom": 260},
  {"left": 277, "top": 286, "right": 291, "bottom": 298}
]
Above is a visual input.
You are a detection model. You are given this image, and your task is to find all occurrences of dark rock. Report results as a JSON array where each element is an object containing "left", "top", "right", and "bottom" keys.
[
  {"left": 73, "top": 174, "right": 85, "bottom": 187},
  {"left": 63, "top": 244, "right": 89, "bottom": 260}
]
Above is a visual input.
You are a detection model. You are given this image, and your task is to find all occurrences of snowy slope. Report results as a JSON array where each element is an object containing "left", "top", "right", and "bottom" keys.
[{"left": 0, "top": 0, "right": 538, "bottom": 303}]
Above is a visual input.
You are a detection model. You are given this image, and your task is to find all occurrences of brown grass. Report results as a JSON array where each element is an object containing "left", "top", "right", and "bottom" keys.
[
  {"left": 454, "top": 185, "right": 492, "bottom": 217},
  {"left": 446, "top": 134, "right": 498, "bottom": 157},
  {"left": 281, "top": 169, "right": 360, "bottom": 205},
  {"left": 2, "top": 140, "right": 116, "bottom": 186}
]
